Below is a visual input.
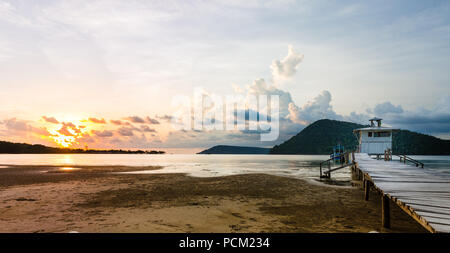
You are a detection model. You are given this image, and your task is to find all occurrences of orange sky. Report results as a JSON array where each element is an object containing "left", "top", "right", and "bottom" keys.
[{"left": 1, "top": 115, "right": 172, "bottom": 150}]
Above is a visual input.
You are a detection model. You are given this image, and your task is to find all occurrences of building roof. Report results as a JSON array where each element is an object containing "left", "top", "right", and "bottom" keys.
[{"left": 353, "top": 126, "right": 399, "bottom": 132}]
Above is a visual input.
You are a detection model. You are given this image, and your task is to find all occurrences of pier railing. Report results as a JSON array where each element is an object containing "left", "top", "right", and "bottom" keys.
[
  {"left": 381, "top": 149, "right": 424, "bottom": 168},
  {"left": 319, "top": 152, "right": 355, "bottom": 178},
  {"left": 394, "top": 154, "right": 424, "bottom": 168}
]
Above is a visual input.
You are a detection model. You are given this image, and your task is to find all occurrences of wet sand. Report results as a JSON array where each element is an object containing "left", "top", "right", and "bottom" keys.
[{"left": 0, "top": 165, "right": 427, "bottom": 233}]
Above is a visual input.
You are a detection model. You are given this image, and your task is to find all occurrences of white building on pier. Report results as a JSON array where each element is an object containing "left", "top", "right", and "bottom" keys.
[{"left": 353, "top": 118, "right": 399, "bottom": 155}]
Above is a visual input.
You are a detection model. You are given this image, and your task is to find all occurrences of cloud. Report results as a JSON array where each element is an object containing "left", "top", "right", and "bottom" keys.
[
  {"left": 373, "top": 101, "right": 404, "bottom": 115},
  {"left": 434, "top": 96, "right": 450, "bottom": 114},
  {"left": 57, "top": 122, "right": 82, "bottom": 136},
  {"left": 88, "top": 117, "right": 106, "bottom": 124},
  {"left": 31, "top": 126, "right": 53, "bottom": 136},
  {"left": 115, "top": 132, "right": 156, "bottom": 149},
  {"left": 1, "top": 118, "right": 54, "bottom": 138},
  {"left": 125, "top": 116, "right": 146, "bottom": 123},
  {"left": 91, "top": 129, "right": 114, "bottom": 137},
  {"left": 58, "top": 126, "right": 75, "bottom": 136},
  {"left": 110, "top": 119, "right": 123, "bottom": 125},
  {"left": 232, "top": 83, "right": 244, "bottom": 93},
  {"left": 156, "top": 114, "right": 173, "bottom": 122},
  {"left": 3, "top": 118, "right": 30, "bottom": 132},
  {"left": 246, "top": 78, "right": 294, "bottom": 118},
  {"left": 162, "top": 42, "right": 450, "bottom": 147},
  {"left": 270, "top": 45, "right": 304, "bottom": 80},
  {"left": 123, "top": 116, "right": 160, "bottom": 125},
  {"left": 234, "top": 109, "right": 271, "bottom": 122},
  {"left": 162, "top": 128, "right": 276, "bottom": 149},
  {"left": 42, "top": 116, "right": 59, "bottom": 124},
  {"left": 117, "top": 127, "right": 134, "bottom": 136},
  {"left": 110, "top": 138, "right": 122, "bottom": 144},
  {"left": 77, "top": 133, "right": 96, "bottom": 144},
  {"left": 146, "top": 116, "right": 160, "bottom": 124},
  {"left": 379, "top": 112, "right": 450, "bottom": 136},
  {"left": 337, "top": 99, "right": 450, "bottom": 136},
  {"left": 343, "top": 111, "right": 370, "bottom": 124},
  {"left": 0, "top": 1, "right": 31, "bottom": 26},
  {"left": 287, "top": 90, "right": 342, "bottom": 124},
  {"left": 370, "top": 98, "right": 450, "bottom": 135},
  {"left": 110, "top": 119, "right": 132, "bottom": 126},
  {"left": 140, "top": 125, "right": 156, "bottom": 132},
  {"left": 63, "top": 122, "right": 81, "bottom": 133},
  {"left": 287, "top": 103, "right": 307, "bottom": 125}
]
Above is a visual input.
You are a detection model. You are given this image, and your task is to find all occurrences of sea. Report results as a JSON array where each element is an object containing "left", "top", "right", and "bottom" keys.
[{"left": 0, "top": 154, "right": 449, "bottom": 182}]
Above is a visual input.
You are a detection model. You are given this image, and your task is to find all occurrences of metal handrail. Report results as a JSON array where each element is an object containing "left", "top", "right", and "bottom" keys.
[
  {"left": 394, "top": 154, "right": 424, "bottom": 168},
  {"left": 319, "top": 152, "right": 349, "bottom": 166},
  {"left": 320, "top": 151, "right": 353, "bottom": 178}
]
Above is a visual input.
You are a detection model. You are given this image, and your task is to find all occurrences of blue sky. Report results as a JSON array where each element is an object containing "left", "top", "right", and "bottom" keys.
[{"left": 0, "top": 0, "right": 449, "bottom": 152}]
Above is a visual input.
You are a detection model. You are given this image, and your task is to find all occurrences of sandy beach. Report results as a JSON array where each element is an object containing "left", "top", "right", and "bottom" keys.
[{"left": 0, "top": 165, "right": 427, "bottom": 233}]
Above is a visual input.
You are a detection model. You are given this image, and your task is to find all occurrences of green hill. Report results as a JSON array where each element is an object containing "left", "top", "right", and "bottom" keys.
[
  {"left": 198, "top": 145, "right": 270, "bottom": 154},
  {"left": 270, "top": 119, "right": 363, "bottom": 154},
  {"left": 392, "top": 130, "right": 450, "bottom": 155},
  {"left": 270, "top": 119, "right": 450, "bottom": 155}
]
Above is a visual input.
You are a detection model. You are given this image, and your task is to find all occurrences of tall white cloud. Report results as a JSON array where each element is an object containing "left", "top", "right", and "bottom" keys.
[
  {"left": 245, "top": 78, "right": 294, "bottom": 118},
  {"left": 270, "top": 45, "right": 304, "bottom": 80},
  {"left": 287, "top": 90, "right": 342, "bottom": 124}
]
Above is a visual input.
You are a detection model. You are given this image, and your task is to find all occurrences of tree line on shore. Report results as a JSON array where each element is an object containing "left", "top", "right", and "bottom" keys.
[{"left": 0, "top": 141, "right": 165, "bottom": 154}]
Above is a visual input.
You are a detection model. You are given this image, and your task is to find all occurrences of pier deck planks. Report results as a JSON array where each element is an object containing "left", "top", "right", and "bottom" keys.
[{"left": 354, "top": 153, "right": 450, "bottom": 233}]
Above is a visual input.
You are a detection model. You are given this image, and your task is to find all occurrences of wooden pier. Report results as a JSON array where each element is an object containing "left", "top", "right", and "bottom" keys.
[{"left": 353, "top": 153, "right": 450, "bottom": 233}]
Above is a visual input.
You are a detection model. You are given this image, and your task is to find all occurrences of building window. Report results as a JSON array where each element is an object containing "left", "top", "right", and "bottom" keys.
[
  {"left": 374, "top": 132, "right": 390, "bottom": 137},
  {"left": 368, "top": 132, "right": 372, "bottom": 137}
]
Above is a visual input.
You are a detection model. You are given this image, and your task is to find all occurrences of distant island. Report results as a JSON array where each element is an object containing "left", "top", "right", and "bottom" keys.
[
  {"left": 0, "top": 141, "right": 165, "bottom": 154},
  {"left": 197, "top": 145, "right": 270, "bottom": 154},
  {"left": 270, "top": 119, "right": 450, "bottom": 155}
]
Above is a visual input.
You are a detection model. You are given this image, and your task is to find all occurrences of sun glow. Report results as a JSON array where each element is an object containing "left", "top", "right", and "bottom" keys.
[
  {"left": 52, "top": 135, "right": 76, "bottom": 147},
  {"left": 59, "top": 167, "right": 81, "bottom": 171},
  {"left": 42, "top": 118, "right": 94, "bottom": 148}
]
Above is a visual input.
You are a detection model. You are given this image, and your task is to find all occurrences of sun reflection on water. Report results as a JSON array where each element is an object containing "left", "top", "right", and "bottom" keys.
[
  {"left": 59, "top": 167, "right": 81, "bottom": 171},
  {"left": 54, "top": 155, "right": 75, "bottom": 165}
]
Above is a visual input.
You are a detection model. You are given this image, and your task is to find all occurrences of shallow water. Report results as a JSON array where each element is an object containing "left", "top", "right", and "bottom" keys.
[{"left": 0, "top": 154, "right": 449, "bottom": 181}]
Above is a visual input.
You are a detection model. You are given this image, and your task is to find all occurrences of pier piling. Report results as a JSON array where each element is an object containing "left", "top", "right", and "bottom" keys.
[
  {"left": 364, "top": 180, "right": 370, "bottom": 201},
  {"left": 382, "top": 194, "right": 390, "bottom": 228}
]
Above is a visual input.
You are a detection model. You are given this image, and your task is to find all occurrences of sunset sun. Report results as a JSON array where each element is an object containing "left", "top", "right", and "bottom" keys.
[
  {"left": 43, "top": 119, "right": 92, "bottom": 148},
  {"left": 52, "top": 135, "right": 75, "bottom": 148}
]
